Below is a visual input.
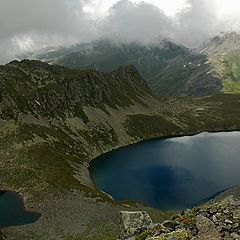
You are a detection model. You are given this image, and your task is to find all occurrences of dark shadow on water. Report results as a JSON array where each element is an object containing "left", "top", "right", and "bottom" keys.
[
  {"left": 0, "top": 191, "right": 41, "bottom": 228},
  {"left": 191, "top": 186, "right": 238, "bottom": 208},
  {"left": 90, "top": 132, "right": 240, "bottom": 210}
]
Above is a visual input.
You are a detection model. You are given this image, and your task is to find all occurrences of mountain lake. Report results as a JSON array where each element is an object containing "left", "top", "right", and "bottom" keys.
[{"left": 90, "top": 132, "right": 240, "bottom": 210}]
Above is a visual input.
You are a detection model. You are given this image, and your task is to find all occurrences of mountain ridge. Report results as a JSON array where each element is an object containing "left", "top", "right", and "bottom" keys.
[
  {"left": 0, "top": 59, "right": 153, "bottom": 120},
  {"left": 31, "top": 39, "right": 223, "bottom": 97},
  {"left": 30, "top": 32, "right": 240, "bottom": 97}
]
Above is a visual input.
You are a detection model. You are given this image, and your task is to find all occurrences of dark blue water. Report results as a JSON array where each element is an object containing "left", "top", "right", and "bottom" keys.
[
  {"left": 90, "top": 132, "right": 240, "bottom": 210},
  {"left": 0, "top": 191, "right": 41, "bottom": 228}
]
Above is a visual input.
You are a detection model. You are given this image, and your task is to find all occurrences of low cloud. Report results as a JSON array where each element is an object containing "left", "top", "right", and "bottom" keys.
[
  {"left": 0, "top": 0, "right": 96, "bottom": 63},
  {"left": 0, "top": 0, "right": 95, "bottom": 41},
  {"left": 98, "top": 0, "right": 173, "bottom": 43},
  {"left": 0, "top": 0, "right": 240, "bottom": 63},
  {"left": 174, "top": 0, "right": 221, "bottom": 46}
]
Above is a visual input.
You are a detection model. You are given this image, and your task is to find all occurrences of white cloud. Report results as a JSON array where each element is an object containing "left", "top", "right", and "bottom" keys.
[
  {"left": 0, "top": 0, "right": 98, "bottom": 63},
  {"left": 1, "top": 0, "right": 240, "bottom": 63},
  {"left": 83, "top": 0, "right": 188, "bottom": 17},
  {"left": 173, "top": 0, "right": 221, "bottom": 46},
  {"left": 98, "top": 0, "right": 173, "bottom": 43}
]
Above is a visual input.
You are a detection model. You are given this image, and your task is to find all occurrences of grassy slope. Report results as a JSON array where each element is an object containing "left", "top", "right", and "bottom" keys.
[
  {"left": 0, "top": 61, "right": 180, "bottom": 239},
  {"left": 2, "top": 93, "right": 240, "bottom": 240},
  {"left": 0, "top": 61, "right": 240, "bottom": 239},
  {"left": 223, "top": 51, "right": 240, "bottom": 93},
  {"left": 208, "top": 50, "right": 240, "bottom": 94}
]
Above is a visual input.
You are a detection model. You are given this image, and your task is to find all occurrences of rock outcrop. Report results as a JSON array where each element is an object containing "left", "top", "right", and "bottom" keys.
[
  {"left": 119, "top": 211, "right": 153, "bottom": 240},
  {"left": 119, "top": 190, "right": 240, "bottom": 240},
  {"left": 195, "top": 215, "right": 221, "bottom": 240}
]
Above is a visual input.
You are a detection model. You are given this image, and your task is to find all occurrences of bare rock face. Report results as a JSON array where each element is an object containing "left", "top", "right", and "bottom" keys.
[
  {"left": 195, "top": 215, "right": 222, "bottom": 240},
  {"left": 119, "top": 211, "right": 153, "bottom": 240}
]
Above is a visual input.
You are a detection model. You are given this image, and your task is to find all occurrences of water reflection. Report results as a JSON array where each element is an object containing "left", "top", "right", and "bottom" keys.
[{"left": 90, "top": 132, "right": 240, "bottom": 210}]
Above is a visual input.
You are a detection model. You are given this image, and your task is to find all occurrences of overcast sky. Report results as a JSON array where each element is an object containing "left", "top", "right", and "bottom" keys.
[{"left": 0, "top": 0, "right": 240, "bottom": 63}]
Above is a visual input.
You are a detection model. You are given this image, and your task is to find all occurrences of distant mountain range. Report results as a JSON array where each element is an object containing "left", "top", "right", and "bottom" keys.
[
  {"left": 28, "top": 39, "right": 221, "bottom": 97},
  {"left": 25, "top": 32, "right": 240, "bottom": 97}
]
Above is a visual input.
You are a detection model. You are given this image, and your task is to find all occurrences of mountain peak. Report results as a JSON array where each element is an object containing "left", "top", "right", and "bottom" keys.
[
  {"left": 114, "top": 64, "right": 139, "bottom": 74},
  {"left": 200, "top": 31, "right": 240, "bottom": 55}
]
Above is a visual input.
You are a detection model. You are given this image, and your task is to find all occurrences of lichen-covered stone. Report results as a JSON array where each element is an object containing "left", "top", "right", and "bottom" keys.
[{"left": 119, "top": 211, "right": 153, "bottom": 239}]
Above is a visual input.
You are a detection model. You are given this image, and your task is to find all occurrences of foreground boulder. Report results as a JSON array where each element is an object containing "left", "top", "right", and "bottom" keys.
[{"left": 195, "top": 215, "right": 221, "bottom": 240}]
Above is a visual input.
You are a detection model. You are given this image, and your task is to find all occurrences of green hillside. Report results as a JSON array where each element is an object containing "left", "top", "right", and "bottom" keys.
[
  {"left": 223, "top": 51, "right": 240, "bottom": 93},
  {"left": 0, "top": 60, "right": 240, "bottom": 240}
]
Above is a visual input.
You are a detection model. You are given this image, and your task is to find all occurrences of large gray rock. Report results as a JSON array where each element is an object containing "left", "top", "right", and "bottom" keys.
[
  {"left": 196, "top": 215, "right": 222, "bottom": 240},
  {"left": 119, "top": 211, "right": 153, "bottom": 240}
]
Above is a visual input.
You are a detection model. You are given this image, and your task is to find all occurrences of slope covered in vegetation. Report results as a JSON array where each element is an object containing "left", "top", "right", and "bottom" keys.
[{"left": 0, "top": 60, "right": 240, "bottom": 239}]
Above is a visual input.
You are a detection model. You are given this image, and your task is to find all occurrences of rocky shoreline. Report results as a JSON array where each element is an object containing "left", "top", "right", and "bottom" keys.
[{"left": 119, "top": 188, "right": 240, "bottom": 240}]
